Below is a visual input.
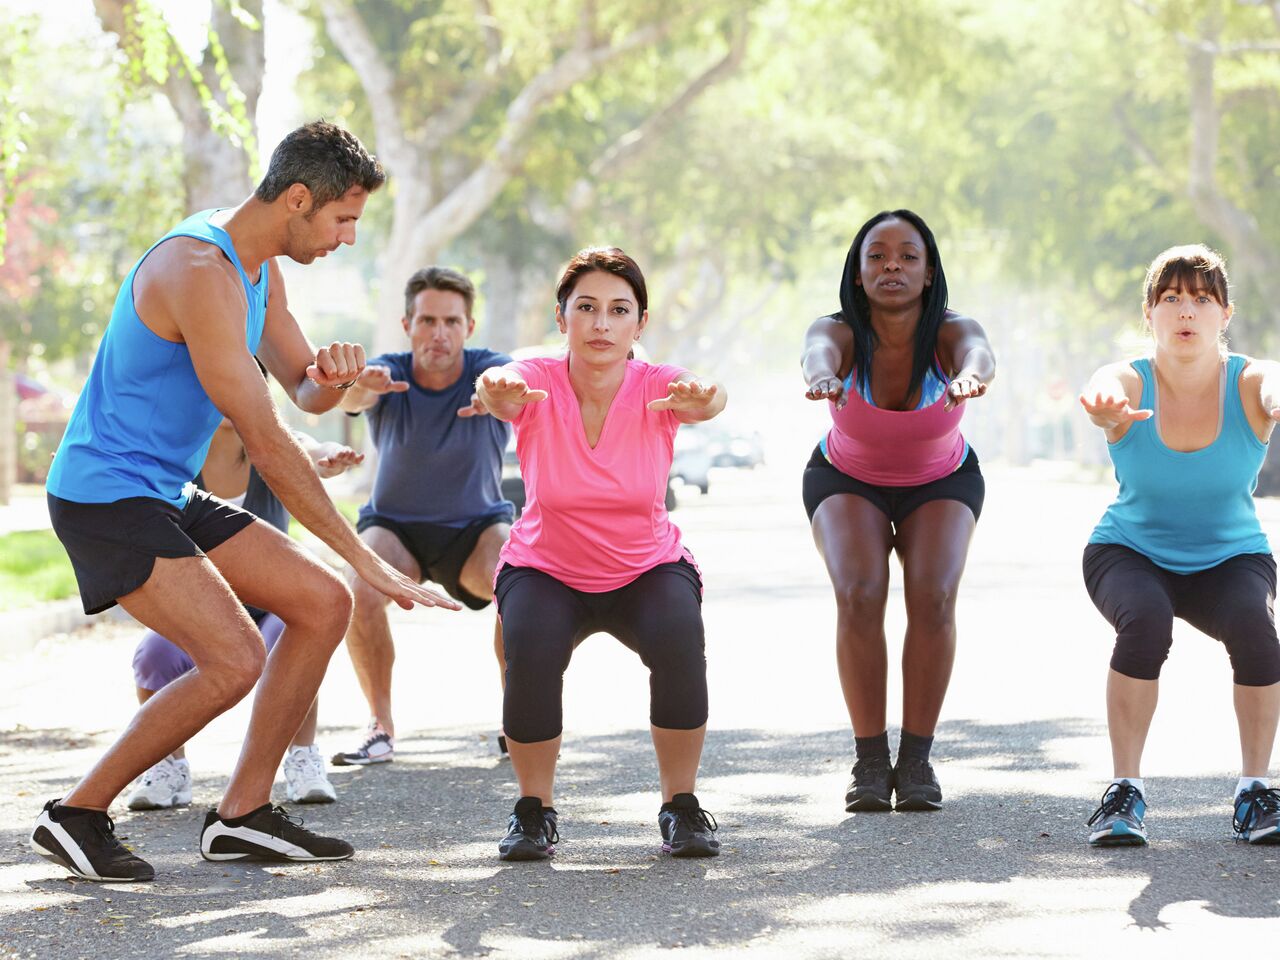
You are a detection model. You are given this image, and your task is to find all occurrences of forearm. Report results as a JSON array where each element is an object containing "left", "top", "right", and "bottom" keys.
[
  {"left": 294, "top": 378, "right": 349, "bottom": 415},
  {"left": 801, "top": 342, "right": 842, "bottom": 383},
  {"left": 240, "top": 422, "right": 369, "bottom": 565},
  {"left": 338, "top": 385, "right": 379, "bottom": 414},
  {"left": 1261, "top": 361, "right": 1280, "bottom": 413},
  {"left": 954, "top": 345, "right": 996, "bottom": 385}
]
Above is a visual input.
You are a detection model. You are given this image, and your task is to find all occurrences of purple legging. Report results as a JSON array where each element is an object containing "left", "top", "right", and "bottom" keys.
[{"left": 132, "top": 613, "right": 286, "bottom": 692}]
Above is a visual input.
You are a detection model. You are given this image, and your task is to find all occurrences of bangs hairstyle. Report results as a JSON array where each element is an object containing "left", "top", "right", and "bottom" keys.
[
  {"left": 837, "top": 209, "right": 949, "bottom": 408},
  {"left": 255, "top": 120, "right": 386, "bottom": 210},
  {"left": 1143, "top": 244, "right": 1230, "bottom": 310},
  {"left": 404, "top": 266, "right": 476, "bottom": 318},
  {"left": 556, "top": 247, "right": 648, "bottom": 314}
]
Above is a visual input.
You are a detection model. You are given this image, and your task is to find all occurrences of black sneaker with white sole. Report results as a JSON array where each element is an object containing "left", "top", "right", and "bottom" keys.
[
  {"left": 30, "top": 799, "right": 155, "bottom": 882},
  {"left": 659, "top": 793, "right": 721, "bottom": 858},
  {"left": 200, "top": 804, "right": 354, "bottom": 862},
  {"left": 498, "top": 796, "right": 558, "bottom": 861}
]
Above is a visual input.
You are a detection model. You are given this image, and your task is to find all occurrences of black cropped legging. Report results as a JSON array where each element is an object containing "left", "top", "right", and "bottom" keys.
[
  {"left": 1083, "top": 543, "right": 1280, "bottom": 686},
  {"left": 494, "top": 559, "right": 708, "bottom": 743}
]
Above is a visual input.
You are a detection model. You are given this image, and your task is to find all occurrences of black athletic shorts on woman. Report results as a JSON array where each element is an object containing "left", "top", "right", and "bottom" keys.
[
  {"left": 494, "top": 558, "right": 707, "bottom": 744},
  {"left": 47, "top": 490, "right": 256, "bottom": 615},
  {"left": 802, "top": 444, "right": 985, "bottom": 525},
  {"left": 1082, "top": 542, "right": 1280, "bottom": 686},
  {"left": 357, "top": 510, "right": 513, "bottom": 610}
]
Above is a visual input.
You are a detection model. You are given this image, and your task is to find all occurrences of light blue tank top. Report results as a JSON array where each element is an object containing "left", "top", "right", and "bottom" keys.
[
  {"left": 46, "top": 210, "right": 268, "bottom": 507},
  {"left": 1089, "top": 354, "right": 1271, "bottom": 572}
]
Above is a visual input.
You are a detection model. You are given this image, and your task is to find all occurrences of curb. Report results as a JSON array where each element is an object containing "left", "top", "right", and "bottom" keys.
[{"left": 3, "top": 600, "right": 136, "bottom": 657}]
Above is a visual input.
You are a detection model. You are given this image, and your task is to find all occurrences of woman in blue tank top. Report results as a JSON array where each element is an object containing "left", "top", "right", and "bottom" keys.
[{"left": 1079, "top": 244, "right": 1280, "bottom": 848}]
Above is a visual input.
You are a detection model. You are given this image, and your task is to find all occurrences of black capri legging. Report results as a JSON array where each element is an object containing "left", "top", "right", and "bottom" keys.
[
  {"left": 1082, "top": 543, "right": 1280, "bottom": 686},
  {"left": 494, "top": 559, "right": 707, "bottom": 743}
]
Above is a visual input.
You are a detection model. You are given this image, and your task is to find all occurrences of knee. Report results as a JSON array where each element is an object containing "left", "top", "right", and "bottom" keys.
[
  {"left": 1110, "top": 613, "right": 1173, "bottom": 681},
  {"left": 1219, "top": 614, "right": 1280, "bottom": 686},
  {"left": 350, "top": 575, "right": 388, "bottom": 619},
  {"left": 833, "top": 580, "right": 888, "bottom": 624},
  {"left": 286, "top": 570, "right": 354, "bottom": 646},
  {"left": 906, "top": 583, "right": 958, "bottom": 633},
  {"left": 207, "top": 633, "right": 266, "bottom": 703}
]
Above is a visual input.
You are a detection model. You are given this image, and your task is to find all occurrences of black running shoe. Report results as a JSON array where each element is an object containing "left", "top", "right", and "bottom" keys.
[
  {"left": 659, "top": 793, "right": 720, "bottom": 858},
  {"left": 497, "top": 733, "right": 509, "bottom": 757},
  {"left": 1233, "top": 782, "right": 1280, "bottom": 844},
  {"left": 30, "top": 799, "right": 155, "bottom": 882},
  {"left": 893, "top": 757, "right": 943, "bottom": 811},
  {"left": 200, "top": 804, "right": 354, "bottom": 862},
  {"left": 498, "top": 796, "right": 558, "bottom": 861},
  {"left": 844, "top": 756, "right": 895, "bottom": 812}
]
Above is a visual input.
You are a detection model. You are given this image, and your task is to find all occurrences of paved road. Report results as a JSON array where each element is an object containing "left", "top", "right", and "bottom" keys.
[{"left": 2, "top": 460, "right": 1279, "bottom": 958}]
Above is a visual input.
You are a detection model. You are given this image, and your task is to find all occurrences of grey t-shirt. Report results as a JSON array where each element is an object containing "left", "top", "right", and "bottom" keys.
[{"left": 357, "top": 348, "right": 513, "bottom": 527}]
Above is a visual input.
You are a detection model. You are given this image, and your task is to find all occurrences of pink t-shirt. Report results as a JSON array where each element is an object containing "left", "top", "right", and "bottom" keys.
[{"left": 498, "top": 356, "right": 693, "bottom": 592}]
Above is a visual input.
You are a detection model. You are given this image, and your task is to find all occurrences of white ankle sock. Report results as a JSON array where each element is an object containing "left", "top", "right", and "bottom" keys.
[
  {"left": 1236, "top": 777, "right": 1269, "bottom": 799},
  {"left": 1113, "top": 777, "right": 1144, "bottom": 797}
]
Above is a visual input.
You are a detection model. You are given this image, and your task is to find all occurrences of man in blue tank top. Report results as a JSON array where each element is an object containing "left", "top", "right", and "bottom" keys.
[
  {"left": 330, "top": 267, "right": 514, "bottom": 766},
  {"left": 32, "top": 122, "right": 462, "bottom": 884}
]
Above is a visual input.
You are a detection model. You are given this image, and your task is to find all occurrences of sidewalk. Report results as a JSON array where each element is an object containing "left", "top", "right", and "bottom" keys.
[{"left": 0, "top": 486, "right": 51, "bottom": 536}]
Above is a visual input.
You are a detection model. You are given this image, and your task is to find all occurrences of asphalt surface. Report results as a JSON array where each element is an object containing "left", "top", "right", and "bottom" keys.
[{"left": 2, "top": 451, "right": 1279, "bottom": 958}]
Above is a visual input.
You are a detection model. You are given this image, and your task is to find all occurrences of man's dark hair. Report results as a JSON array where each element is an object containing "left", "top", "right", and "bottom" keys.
[
  {"left": 255, "top": 120, "right": 385, "bottom": 209},
  {"left": 403, "top": 267, "right": 477, "bottom": 318}
]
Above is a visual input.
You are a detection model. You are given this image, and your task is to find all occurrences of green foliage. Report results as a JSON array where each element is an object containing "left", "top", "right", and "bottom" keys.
[{"left": 0, "top": 529, "right": 78, "bottom": 610}]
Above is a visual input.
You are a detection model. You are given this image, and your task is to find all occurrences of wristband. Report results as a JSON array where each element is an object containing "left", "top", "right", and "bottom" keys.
[{"left": 333, "top": 377, "right": 359, "bottom": 390}]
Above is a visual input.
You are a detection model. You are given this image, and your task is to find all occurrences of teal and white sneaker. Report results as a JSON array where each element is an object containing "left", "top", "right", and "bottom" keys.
[
  {"left": 1086, "top": 781, "right": 1148, "bottom": 847},
  {"left": 1233, "top": 782, "right": 1280, "bottom": 844}
]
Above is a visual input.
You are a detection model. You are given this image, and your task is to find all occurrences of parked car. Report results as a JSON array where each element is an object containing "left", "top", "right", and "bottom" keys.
[
  {"left": 670, "top": 425, "right": 712, "bottom": 495},
  {"left": 502, "top": 437, "right": 680, "bottom": 516},
  {"left": 704, "top": 427, "right": 766, "bottom": 469}
]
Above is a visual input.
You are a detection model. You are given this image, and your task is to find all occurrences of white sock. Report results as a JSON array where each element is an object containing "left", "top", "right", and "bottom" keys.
[
  {"left": 1112, "top": 777, "right": 1144, "bottom": 797},
  {"left": 1236, "top": 777, "right": 1269, "bottom": 799}
]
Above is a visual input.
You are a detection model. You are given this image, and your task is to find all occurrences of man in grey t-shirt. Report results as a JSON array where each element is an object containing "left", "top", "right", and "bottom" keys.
[{"left": 332, "top": 267, "right": 513, "bottom": 765}]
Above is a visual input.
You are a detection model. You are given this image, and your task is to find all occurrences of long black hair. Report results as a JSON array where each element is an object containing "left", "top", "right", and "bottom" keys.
[{"left": 836, "top": 209, "right": 949, "bottom": 408}]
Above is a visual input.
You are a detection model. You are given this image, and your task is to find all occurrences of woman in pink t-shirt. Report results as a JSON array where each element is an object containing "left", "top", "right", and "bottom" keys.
[
  {"left": 477, "top": 247, "right": 727, "bottom": 862},
  {"left": 801, "top": 209, "right": 995, "bottom": 816}
]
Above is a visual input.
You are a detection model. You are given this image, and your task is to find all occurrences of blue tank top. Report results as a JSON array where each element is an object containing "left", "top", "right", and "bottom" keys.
[
  {"left": 47, "top": 211, "right": 268, "bottom": 507},
  {"left": 1089, "top": 354, "right": 1271, "bottom": 572}
]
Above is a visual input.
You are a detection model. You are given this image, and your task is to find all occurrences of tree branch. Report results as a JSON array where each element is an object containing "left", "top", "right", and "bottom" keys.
[
  {"left": 407, "top": 16, "right": 673, "bottom": 254},
  {"left": 316, "top": 0, "right": 414, "bottom": 177},
  {"left": 420, "top": 0, "right": 512, "bottom": 145}
]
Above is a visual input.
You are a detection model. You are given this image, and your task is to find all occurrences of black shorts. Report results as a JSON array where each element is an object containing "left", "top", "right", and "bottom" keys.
[
  {"left": 357, "top": 512, "right": 513, "bottom": 610},
  {"left": 47, "top": 490, "right": 256, "bottom": 615},
  {"left": 802, "top": 444, "right": 985, "bottom": 525}
]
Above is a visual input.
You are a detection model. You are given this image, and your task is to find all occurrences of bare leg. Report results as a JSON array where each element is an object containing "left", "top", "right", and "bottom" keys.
[
  {"left": 135, "top": 688, "right": 187, "bottom": 760},
  {"left": 205, "top": 523, "right": 353, "bottom": 819},
  {"left": 506, "top": 736, "right": 561, "bottom": 806},
  {"left": 1234, "top": 682, "right": 1280, "bottom": 777},
  {"left": 344, "top": 526, "right": 420, "bottom": 737},
  {"left": 652, "top": 724, "right": 707, "bottom": 802},
  {"left": 1107, "top": 670, "right": 1158, "bottom": 778},
  {"left": 894, "top": 500, "right": 976, "bottom": 736},
  {"left": 63, "top": 556, "right": 266, "bottom": 811},
  {"left": 457, "top": 522, "right": 510, "bottom": 692},
  {"left": 291, "top": 697, "right": 321, "bottom": 748},
  {"left": 811, "top": 495, "right": 893, "bottom": 736}
]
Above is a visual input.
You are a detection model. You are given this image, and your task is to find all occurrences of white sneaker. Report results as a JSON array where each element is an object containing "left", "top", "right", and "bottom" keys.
[
  {"left": 126, "top": 757, "right": 192, "bottom": 810},
  {"left": 283, "top": 745, "right": 337, "bottom": 804}
]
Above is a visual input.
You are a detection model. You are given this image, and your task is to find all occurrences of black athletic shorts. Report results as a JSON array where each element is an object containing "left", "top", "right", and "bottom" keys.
[
  {"left": 802, "top": 444, "right": 985, "bottom": 525},
  {"left": 48, "top": 490, "right": 256, "bottom": 615},
  {"left": 357, "top": 511, "right": 513, "bottom": 610}
]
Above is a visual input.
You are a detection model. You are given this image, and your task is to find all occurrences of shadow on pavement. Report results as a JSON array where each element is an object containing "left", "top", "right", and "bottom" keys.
[{"left": 2, "top": 719, "right": 1277, "bottom": 958}]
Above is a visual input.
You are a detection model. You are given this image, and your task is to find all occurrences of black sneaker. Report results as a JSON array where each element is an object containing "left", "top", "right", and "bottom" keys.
[
  {"left": 844, "top": 756, "right": 895, "bottom": 812},
  {"left": 498, "top": 796, "right": 558, "bottom": 861},
  {"left": 200, "top": 804, "right": 354, "bottom": 862},
  {"left": 659, "top": 793, "right": 720, "bottom": 858},
  {"left": 894, "top": 757, "right": 943, "bottom": 811},
  {"left": 30, "top": 799, "right": 155, "bottom": 882},
  {"left": 1233, "top": 782, "right": 1280, "bottom": 844},
  {"left": 497, "top": 733, "right": 509, "bottom": 757}
]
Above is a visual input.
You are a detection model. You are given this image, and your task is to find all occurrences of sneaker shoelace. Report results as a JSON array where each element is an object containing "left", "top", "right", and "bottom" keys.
[
  {"left": 1087, "top": 783, "right": 1141, "bottom": 827},
  {"left": 672, "top": 804, "right": 718, "bottom": 836},
  {"left": 513, "top": 808, "right": 559, "bottom": 845},
  {"left": 264, "top": 805, "right": 320, "bottom": 840},
  {"left": 87, "top": 811, "right": 133, "bottom": 856},
  {"left": 1233, "top": 786, "right": 1280, "bottom": 834}
]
